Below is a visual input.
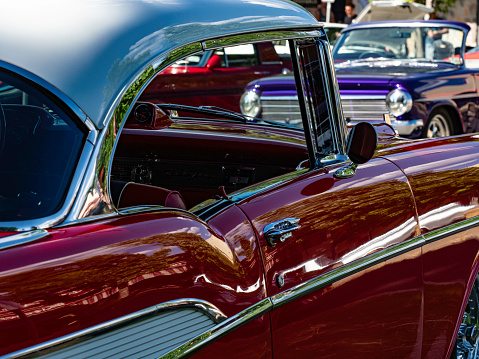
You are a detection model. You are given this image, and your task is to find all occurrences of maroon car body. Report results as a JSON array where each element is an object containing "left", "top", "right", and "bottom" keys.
[{"left": 0, "top": 1, "right": 479, "bottom": 359}]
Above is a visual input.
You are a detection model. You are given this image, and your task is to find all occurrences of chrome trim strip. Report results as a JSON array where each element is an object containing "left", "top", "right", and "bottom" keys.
[
  {"left": 261, "top": 95, "right": 298, "bottom": 101},
  {"left": 159, "top": 298, "right": 273, "bottom": 359},
  {"left": 0, "top": 229, "right": 49, "bottom": 251},
  {"left": 0, "top": 60, "right": 88, "bottom": 124},
  {"left": 271, "top": 235, "right": 425, "bottom": 308},
  {"left": 423, "top": 215, "right": 479, "bottom": 243},
  {"left": 203, "top": 30, "right": 322, "bottom": 50},
  {"left": 3, "top": 299, "right": 227, "bottom": 359},
  {"left": 341, "top": 95, "right": 386, "bottom": 100}
]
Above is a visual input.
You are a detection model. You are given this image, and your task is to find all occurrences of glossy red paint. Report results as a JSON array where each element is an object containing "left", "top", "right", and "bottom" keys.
[
  {"left": 271, "top": 248, "right": 423, "bottom": 358},
  {"left": 238, "top": 155, "right": 422, "bottom": 356},
  {"left": 377, "top": 134, "right": 479, "bottom": 233},
  {"left": 422, "top": 230, "right": 479, "bottom": 358},
  {"left": 0, "top": 206, "right": 265, "bottom": 355}
]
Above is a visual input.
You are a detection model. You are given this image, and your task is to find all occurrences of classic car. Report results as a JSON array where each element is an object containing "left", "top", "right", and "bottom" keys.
[
  {"left": 1, "top": 1, "right": 479, "bottom": 359},
  {"left": 241, "top": 20, "right": 478, "bottom": 139}
]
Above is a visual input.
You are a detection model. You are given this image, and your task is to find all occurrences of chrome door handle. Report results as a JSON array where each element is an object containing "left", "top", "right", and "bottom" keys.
[
  {"left": 264, "top": 218, "right": 300, "bottom": 247},
  {"left": 254, "top": 71, "right": 270, "bottom": 75}
]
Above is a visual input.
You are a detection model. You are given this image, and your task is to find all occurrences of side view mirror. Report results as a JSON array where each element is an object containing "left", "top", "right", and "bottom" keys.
[
  {"left": 206, "top": 54, "right": 222, "bottom": 70},
  {"left": 334, "top": 122, "right": 377, "bottom": 179}
]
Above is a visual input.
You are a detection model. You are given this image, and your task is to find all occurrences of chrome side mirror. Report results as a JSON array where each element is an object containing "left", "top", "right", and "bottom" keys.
[{"left": 334, "top": 122, "right": 377, "bottom": 179}]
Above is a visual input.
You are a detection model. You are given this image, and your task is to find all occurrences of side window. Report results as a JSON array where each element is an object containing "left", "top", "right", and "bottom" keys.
[
  {"left": 0, "top": 72, "right": 86, "bottom": 221},
  {"left": 296, "top": 41, "right": 334, "bottom": 158}
]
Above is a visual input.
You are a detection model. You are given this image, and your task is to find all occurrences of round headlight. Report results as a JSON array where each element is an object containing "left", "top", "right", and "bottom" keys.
[
  {"left": 386, "top": 89, "right": 413, "bottom": 117},
  {"left": 240, "top": 91, "right": 261, "bottom": 118}
]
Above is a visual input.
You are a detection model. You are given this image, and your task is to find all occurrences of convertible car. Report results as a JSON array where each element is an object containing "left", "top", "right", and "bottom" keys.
[
  {"left": 241, "top": 20, "right": 479, "bottom": 139},
  {"left": 1, "top": 1, "right": 479, "bottom": 359}
]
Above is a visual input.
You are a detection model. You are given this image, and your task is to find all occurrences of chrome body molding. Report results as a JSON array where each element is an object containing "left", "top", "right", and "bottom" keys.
[
  {"left": 423, "top": 215, "right": 479, "bottom": 244},
  {"left": 271, "top": 235, "right": 426, "bottom": 307},
  {"left": 0, "top": 230, "right": 49, "bottom": 251},
  {"left": 159, "top": 298, "right": 273, "bottom": 359},
  {"left": 3, "top": 299, "right": 227, "bottom": 359}
]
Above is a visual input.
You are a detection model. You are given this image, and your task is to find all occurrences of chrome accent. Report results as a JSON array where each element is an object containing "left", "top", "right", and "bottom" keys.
[
  {"left": 423, "top": 215, "right": 479, "bottom": 244},
  {"left": 84, "top": 118, "right": 98, "bottom": 145},
  {"left": 341, "top": 95, "right": 393, "bottom": 122},
  {"left": 4, "top": 299, "right": 227, "bottom": 359},
  {"left": 159, "top": 298, "right": 272, "bottom": 359},
  {"left": 0, "top": 230, "right": 49, "bottom": 251},
  {"left": 334, "top": 162, "right": 358, "bottom": 179},
  {"left": 264, "top": 218, "right": 301, "bottom": 247},
  {"left": 260, "top": 95, "right": 302, "bottom": 127},
  {"left": 347, "top": 118, "right": 423, "bottom": 136},
  {"left": 74, "top": 31, "right": 322, "bottom": 222},
  {"left": 203, "top": 30, "right": 322, "bottom": 50},
  {"left": 0, "top": 60, "right": 88, "bottom": 125},
  {"left": 271, "top": 235, "right": 425, "bottom": 308}
]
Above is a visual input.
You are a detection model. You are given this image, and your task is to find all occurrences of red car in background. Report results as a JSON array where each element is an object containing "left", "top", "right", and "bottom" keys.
[{"left": 140, "top": 42, "right": 292, "bottom": 113}]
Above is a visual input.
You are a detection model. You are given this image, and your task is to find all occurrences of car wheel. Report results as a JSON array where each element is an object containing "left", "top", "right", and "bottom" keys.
[
  {"left": 424, "top": 108, "right": 454, "bottom": 138},
  {"left": 451, "top": 277, "right": 479, "bottom": 359}
]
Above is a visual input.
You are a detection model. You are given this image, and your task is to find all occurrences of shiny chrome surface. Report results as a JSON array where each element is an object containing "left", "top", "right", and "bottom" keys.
[
  {"left": 341, "top": 95, "right": 393, "bottom": 122},
  {"left": 264, "top": 218, "right": 301, "bottom": 247},
  {"left": 158, "top": 298, "right": 272, "bottom": 359},
  {"left": 260, "top": 96, "right": 302, "bottom": 127},
  {"left": 0, "top": 230, "right": 48, "bottom": 251},
  {"left": 3, "top": 299, "right": 227, "bottom": 359}
]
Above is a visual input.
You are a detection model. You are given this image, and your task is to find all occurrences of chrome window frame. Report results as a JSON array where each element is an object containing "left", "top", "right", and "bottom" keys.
[
  {"left": 71, "top": 29, "right": 325, "bottom": 223},
  {"left": 0, "top": 61, "right": 97, "bottom": 233},
  {"left": 0, "top": 28, "right": 335, "bottom": 235}
]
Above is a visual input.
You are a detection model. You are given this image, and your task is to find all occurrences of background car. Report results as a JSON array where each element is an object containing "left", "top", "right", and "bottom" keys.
[
  {"left": 242, "top": 20, "right": 477, "bottom": 138},
  {"left": 2, "top": 1, "right": 479, "bottom": 359}
]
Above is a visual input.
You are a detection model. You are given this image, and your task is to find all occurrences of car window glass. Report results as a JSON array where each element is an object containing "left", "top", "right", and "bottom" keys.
[
  {"left": 333, "top": 26, "right": 464, "bottom": 65},
  {"left": 297, "top": 42, "right": 334, "bottom": 158},
  {"left": 0, "top": 72, "right": 86, "bottom": 221}
]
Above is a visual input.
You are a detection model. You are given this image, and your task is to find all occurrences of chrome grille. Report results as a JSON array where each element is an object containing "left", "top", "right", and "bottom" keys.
[
  {"left": 341, "top": 96, "right": 394, "bottom": 122},
  {"left": 260, "top": 96, "right": 303, "bottom": 128},
  {"left": 260, "top": 95, "right": 395, "bottom": 125}
]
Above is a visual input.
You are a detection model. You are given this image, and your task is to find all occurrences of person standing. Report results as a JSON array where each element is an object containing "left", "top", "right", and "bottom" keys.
[{"left": 343, "top": 4, "right": 357, "bottom": 24}]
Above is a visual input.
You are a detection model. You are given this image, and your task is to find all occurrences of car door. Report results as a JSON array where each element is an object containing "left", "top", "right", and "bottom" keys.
[{"left": 237, "top": 39, "right": 423, "bottom": 357}]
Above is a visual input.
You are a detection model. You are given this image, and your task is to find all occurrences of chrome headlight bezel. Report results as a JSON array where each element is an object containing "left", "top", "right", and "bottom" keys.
[
  {"left": 386, "top": 89, "right": 413, "bottom": 117},
  {"left": 240, "top": 90, "right": 261, "bottom": 118}
]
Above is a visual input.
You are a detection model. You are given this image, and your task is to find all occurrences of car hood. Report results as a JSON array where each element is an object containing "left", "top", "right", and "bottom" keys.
[{"left": 336, "top": 58, "right": 457, "bottom": 72}]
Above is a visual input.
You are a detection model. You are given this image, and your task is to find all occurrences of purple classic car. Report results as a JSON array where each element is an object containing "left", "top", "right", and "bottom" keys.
[{"left": 241, "top": 20, "right": 477, "bottom": 138}]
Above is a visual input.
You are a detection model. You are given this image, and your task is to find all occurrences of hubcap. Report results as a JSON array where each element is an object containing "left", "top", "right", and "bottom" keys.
[
  {"left": 456, "top": 283, "right": 479, "bottom": 359},
  {"left": 427, "top": 114, "right": 451, "bottom": 138}
]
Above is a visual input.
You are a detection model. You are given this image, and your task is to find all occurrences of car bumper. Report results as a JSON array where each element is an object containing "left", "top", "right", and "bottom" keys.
[{"left": 348, "top": 118, "right": 424, "bottom": 137}]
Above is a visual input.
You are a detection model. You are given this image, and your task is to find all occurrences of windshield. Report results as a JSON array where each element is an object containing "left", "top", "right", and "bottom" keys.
[{"left": 333, "top": 26, "right": 465, "bottom": 64}]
